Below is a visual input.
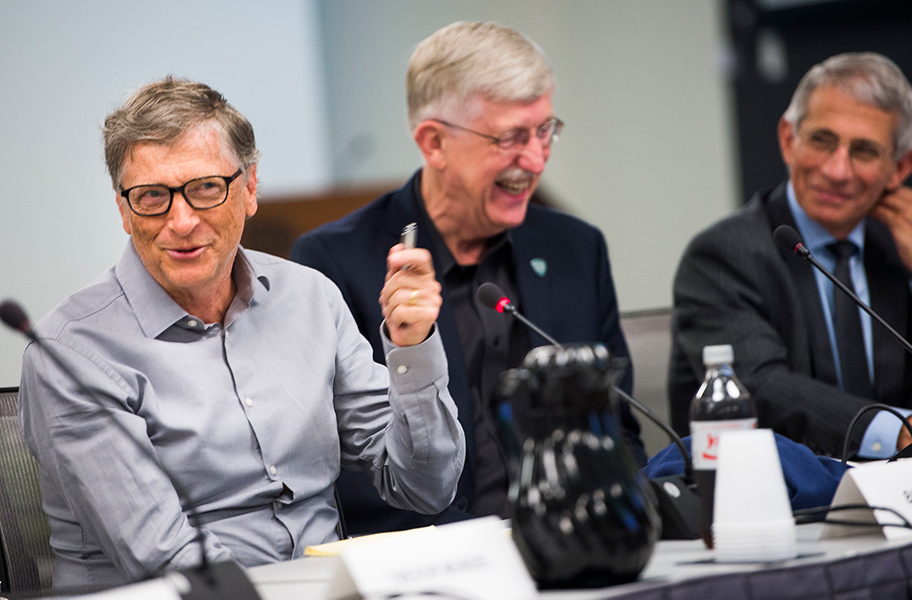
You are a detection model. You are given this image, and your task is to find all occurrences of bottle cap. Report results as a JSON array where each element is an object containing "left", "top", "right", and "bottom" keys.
[{"left": 703, "top": 344, "right": 733, "bottom": 366}]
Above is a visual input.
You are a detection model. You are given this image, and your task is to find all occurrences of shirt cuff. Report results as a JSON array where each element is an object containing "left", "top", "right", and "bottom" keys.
[
  {"left": 379, "top": 322, "right": 447, "bottom": 393},
  {"left": 858, "top": 407, "right": 912, "bottom": 459}
]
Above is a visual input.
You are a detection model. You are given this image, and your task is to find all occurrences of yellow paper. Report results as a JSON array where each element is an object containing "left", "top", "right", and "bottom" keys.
[{"left": 305, "top": 525, "right": 436, "bottom": 557}]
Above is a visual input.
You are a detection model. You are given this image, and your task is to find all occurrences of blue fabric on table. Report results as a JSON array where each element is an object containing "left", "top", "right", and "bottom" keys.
[{"left": 643, "top": 434, "right": 848, "bottom": 510}]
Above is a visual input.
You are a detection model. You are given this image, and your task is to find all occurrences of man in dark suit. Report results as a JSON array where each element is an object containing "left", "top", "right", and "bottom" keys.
[
  {"left": 291, "top": 21, "right": 644, "bottom": 535},
  {"left": 669, "top": 52, "right": 912, "bottom": 458}
]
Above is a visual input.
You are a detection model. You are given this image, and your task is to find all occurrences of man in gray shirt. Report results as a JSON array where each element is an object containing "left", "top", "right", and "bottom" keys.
[{"left": 18, "top": 77, "right": 465, "bottom": 588}]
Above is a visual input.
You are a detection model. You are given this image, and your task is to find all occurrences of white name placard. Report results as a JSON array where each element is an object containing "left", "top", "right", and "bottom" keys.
[
  {"left": 822, "top": 459, "right": 912, "bottom": 540},
  {"left": 327, "top": 517, "right": 537, "bottom": 600}
]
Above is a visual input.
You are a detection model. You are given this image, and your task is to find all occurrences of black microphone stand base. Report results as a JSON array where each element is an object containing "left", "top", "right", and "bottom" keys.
[{"left": 649, "top": 475, "right": 701, "bottom": 540}]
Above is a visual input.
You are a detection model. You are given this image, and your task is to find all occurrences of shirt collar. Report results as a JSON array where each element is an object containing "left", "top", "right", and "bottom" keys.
[
  {"left": 786, "top": 180, "right": 865, "bottom": 256},
  {"left": 225, "top": 247, "right": 270, "bottom": 327},
  {"left": 115, "top": 242, "right": 270, "bottom": 338}
]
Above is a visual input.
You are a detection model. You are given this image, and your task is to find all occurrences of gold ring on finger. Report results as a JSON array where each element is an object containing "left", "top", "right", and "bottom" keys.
[{"left": 408, "top": 289, "right": 419, "bottom": 306}]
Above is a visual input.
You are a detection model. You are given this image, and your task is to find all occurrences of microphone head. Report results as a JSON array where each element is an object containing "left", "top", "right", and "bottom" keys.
[
  {"left": 476, "top": 282, "right": 512, "bottom": 314},
  {"left": 773, "top": 225, "right": 810, "bottom": 258},
  {"left": 0, "top": 299, "right": 32, "bottom": 334}
]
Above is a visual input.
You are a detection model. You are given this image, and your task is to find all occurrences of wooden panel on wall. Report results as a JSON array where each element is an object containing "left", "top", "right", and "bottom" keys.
[
  {"left": 241, "top": 181, "right": 403, "bottom": 259},
  {"left": 242, "top": 179, "right": 563, "bottom": 260}
]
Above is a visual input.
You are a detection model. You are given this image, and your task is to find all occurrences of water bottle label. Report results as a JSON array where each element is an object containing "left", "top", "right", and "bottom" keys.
[{"left": 690, "top": 418, "right": 758, "bottom": 469}]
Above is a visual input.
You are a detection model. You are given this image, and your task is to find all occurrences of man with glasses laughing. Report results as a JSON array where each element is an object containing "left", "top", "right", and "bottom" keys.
[
  {"left": 18, "top": 77, "right": 465, "bottom": 588},
  {"left": 291, "top": 21, "right": 644, "bottom": 536},
  {"left": 669, "top": 53, "right": 912, "bottom": 460}
]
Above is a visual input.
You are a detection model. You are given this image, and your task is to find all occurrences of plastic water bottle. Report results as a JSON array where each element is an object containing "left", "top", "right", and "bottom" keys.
[{"left": 689, "top": 344, "right": 757, "bottom": 549}]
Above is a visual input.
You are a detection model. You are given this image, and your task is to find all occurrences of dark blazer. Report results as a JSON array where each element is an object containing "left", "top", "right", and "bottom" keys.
[
  {"left": 668, "top": 182, "right": 912, "bottom": 456},
  {"left": 290, "top": 170, "right": 642, "bottom": 534}
]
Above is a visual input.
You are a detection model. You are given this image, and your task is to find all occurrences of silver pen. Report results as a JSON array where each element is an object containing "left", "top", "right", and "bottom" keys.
[
  {"left": 399, "top": 223, "right": 417, "bottom": 272},
  {"left": 400, "top": 222, "right": 417, "bottom": 249}
]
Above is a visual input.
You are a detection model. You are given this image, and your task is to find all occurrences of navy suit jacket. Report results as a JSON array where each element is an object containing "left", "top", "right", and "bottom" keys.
[
  {"left": 291, "top": 170, "right": 642, "bottom": 534},
  {"left": 669, "top": 182, "right": 912, "bottom": 457}
]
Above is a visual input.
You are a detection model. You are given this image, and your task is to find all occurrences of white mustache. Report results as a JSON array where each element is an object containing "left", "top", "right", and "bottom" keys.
[{"left": 495, "top": 167, "right": 534, "bottom": 185}]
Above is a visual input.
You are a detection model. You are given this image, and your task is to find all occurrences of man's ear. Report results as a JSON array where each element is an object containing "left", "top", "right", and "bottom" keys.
[
  {"left": 777, "top": 117, "right": 797, "bottom": 169},
  {"left": 413, "top": 121, "right": 447, "bottom": 170},
  {"left": 116, "top": 193, "right": 132, "bottom": 235},
  {"left": 887, "top": 149, "right": 912, "bottom": 191},
  {"left": 243, "top": 164, "right": 258, "bottom": 219}
]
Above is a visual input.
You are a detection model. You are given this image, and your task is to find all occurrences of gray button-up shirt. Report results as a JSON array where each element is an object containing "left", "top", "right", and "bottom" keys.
[{"left": 19, "top": 243, "right": 465, "bottom": 588}]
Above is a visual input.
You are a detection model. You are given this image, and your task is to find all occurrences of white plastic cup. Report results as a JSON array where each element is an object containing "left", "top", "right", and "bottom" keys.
[{"left": 712, "top": 428, "right": 797, "bottom": 562}]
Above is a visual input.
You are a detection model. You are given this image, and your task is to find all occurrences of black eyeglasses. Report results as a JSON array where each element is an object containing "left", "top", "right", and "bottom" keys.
[
  {"left": 431, "top": 117, "right": 564, "bottom": 153},
  {"left": 120, "top": 169, "right": 243, "bottom": 216}
]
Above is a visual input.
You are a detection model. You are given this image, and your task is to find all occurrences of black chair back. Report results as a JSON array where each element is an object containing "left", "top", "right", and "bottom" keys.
[{"left": 0, "top": 387, "right": 53, "bottom": 591}]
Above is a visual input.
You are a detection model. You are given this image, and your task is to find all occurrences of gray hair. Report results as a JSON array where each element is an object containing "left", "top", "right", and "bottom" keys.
[
  {"left": 783, "top": 52, "right": 912, "bottom": 158},
  {"left": 103, "top": 76, "right": 260, "bottom": 189},
  {"left": 407, "top": 21, "right": 555, "bottom": 131}
]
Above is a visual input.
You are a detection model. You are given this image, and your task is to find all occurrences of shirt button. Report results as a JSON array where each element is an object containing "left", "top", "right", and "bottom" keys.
[
  {"left": 396, "top": 365, "right": 408, "bottom": 374},
  {"left": 245, "top": 398, "right": 253, "bottom": 407},
  {"left": 873, "top": 442, "right": 882, "bottom": 452},
  {"left": 187, "top": 319, "right": 198, "bottom": 328},
  {"left": 270, "top": 465, "right": 277, "bottom": 475}
]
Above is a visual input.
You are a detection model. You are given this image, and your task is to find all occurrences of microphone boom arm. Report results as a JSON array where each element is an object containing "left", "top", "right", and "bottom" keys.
[
  {"left": 613, "top": 386, "right": 694, "bottom": 484},
  {"left": 503, "top": 305, "right": 562, "bottom": 347},
  {"left": 802, "top": 252, "right": 912, "bottom": 356}
]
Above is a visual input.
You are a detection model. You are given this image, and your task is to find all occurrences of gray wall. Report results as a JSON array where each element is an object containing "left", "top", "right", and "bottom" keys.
[
  {"left": 0, "top": 0, "right": 330, "bottom": 386},
  {"left": 0, "top": 0, "right": 740, "bottom": 387}
]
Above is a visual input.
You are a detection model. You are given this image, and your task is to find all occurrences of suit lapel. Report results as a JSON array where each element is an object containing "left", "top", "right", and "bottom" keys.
[
  {"left": 864, "top": 218, "right": 910, "bottom": 402},
  {"left": 765, "top": 185, "right": 840, "bottom": 386},
  {"left": 512, "top": 221, "right": 555, "bottom": 347}
]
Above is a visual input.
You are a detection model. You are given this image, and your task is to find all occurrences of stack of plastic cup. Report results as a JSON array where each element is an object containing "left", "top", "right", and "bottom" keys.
[{"left": 712, "top": 428, "right": 798, "bottom": 562}]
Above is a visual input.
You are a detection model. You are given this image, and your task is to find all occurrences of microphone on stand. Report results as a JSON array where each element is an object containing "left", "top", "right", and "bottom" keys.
[
  {"left": 476, "top": 283, "right": 561, "bottom": 347},
  {"left": 475, "top": 283, "right": 701, "bottom": 539},
  {"left": 0, "top": 299, "right": 261, "bottom": 599},
  {"left": 0, "top": 301, "right": 31, "bottom": 336}
]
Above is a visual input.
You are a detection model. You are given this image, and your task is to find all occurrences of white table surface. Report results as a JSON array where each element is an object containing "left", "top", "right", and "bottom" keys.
[{"left": 246, "top": 523, "right": 911, "bottom": 600}]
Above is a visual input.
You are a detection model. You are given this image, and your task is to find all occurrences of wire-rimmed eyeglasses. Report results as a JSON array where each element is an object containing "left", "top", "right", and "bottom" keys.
[
  {"left": 431, "top": 118, "right": 564, "bottom": 153},
  {"left": 797, "top": 129, "right": 891, "bottom": 166}
]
